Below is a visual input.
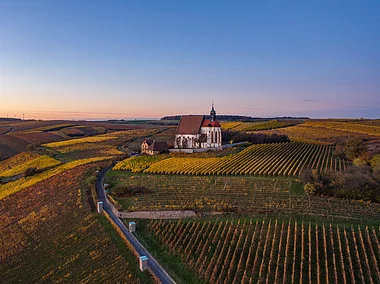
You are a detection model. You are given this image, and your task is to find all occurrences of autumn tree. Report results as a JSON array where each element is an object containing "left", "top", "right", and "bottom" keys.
[{"left": 344, "top": 139, "right": 367, "bottom": 160}]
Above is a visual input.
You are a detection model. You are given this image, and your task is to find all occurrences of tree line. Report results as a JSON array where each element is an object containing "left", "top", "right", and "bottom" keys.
[{"left": 301, "top": 139, "right": 380, "bottom": 203}]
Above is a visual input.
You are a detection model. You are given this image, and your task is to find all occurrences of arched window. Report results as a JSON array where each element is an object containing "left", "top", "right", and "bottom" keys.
[{"left": 211, "top": 131, "right": 214, "bottom": 143}]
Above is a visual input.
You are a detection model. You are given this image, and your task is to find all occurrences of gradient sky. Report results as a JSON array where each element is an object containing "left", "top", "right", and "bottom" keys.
[{"left": 0, "top": 0, "right": 379, "bottom": 120}]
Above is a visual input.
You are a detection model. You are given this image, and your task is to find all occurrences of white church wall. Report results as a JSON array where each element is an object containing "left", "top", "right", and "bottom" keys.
[{"left": 175, "top": 134, "right": 199, "bottom": 149}]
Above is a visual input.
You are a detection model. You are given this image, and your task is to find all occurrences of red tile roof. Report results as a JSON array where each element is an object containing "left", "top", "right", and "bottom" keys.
[
  {"left": 176, "top": 115, "right": 204, "bottom": 135},
  {"left": 201, "top": 119, "right": 221, "bottom": 127}
]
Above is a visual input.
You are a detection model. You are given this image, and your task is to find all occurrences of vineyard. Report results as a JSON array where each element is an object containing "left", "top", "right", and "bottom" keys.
[
  {"left": 221, "top": 122, "right": 243, "bottom": 131},
  {"left": 44, "top": 135, "right": 118, "bottom": 148},
  {"left": 0, "top": 133, "right": 64, "bottom": 160},
  {"left": 0, "top": 163, "right": 151, "bottom": 283},
  {"left": 0, "top": 156, "right": 112, "bottom": 200},
  {"left": 136, "top": 218, "right": 380, "bottom": 284},
  {"left": 108, "top": 172, "right": 380, "bottom": 221},
  {"left": 42, "top": 128, "right": 159, "bottom": 159},
  {"left": 142, "top": 142, "right": 349, "bottom": 176},
  {"left": 261, "top": 120, "right": 380, "bottom": 145},
  {"left": 308, "top": 121, "right": 380, "bottom": 137},
  {"left": 0, "top": 119, "right": 139, "bottom": 133},
  {"left": 0, "top": 152, "right": 61, "bottom": 178},
  {"left": 114, "top": 155, "right": 169, "bottom": 172},
  {"left": 0, "top": 120, "right": 154, "bottom": 160},
  {"left": 231, "top": 120, "right": 300, "bottom": 132},
  {"left": 2, "top": 118, "right": 379, "bottom": 283}
]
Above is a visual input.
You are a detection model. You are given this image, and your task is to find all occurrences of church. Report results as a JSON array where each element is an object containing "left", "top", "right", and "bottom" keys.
[{"left": 174, "top": 104, "right": 222, "bottom": 152}]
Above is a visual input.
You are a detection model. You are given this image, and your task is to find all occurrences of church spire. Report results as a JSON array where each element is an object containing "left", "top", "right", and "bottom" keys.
[{"left": 210, "top": 102, "right": 216, "bottom": 122}]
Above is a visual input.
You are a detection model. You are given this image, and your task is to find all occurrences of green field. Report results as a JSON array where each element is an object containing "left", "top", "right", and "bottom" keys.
[{"left": 107, "top": 171, "right": 380, "bottom": 222}]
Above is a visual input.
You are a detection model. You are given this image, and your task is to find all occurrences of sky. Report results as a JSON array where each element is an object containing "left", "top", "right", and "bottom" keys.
[{"left": 0, "top": 0, "right": 379, "bottom": 120}]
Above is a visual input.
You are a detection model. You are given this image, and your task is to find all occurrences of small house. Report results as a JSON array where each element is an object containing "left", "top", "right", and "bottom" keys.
[
  {"left": 141, "top": 140, "right": 169, "bottom": 156},
  {"left": 141, "top": 139, "right": 153, "bottom": 152}
]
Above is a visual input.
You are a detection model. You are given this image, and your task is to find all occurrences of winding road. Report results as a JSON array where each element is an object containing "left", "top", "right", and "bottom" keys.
[
  {"left": 96, "top": 168, "right": 176, "bottom": 284},
  {"left": 1, "top": 126, "right": 15, "bottom": 135}
]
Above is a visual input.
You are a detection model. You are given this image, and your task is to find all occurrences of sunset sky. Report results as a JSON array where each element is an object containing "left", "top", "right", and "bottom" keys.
[{"left": 0, "top": 1, "right": 379, "bottom": 120}]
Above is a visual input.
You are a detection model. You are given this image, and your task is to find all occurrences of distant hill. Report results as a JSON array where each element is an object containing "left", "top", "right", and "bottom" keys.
[
  {"left": 161, "top": 115, "right": 310, "bottom": 121},
  {"left": 0, "top": 118, "right": 22, "bottom": 121}
]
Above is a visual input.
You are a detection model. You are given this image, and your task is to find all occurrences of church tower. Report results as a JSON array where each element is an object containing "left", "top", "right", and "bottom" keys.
[{"left": 210, "top": 102, "right": 216, "bottom": 122}]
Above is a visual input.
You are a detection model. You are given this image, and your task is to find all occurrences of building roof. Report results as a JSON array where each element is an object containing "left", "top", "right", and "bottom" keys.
[
  {"left": 142, "top": 138, "right": 153, "bottom": 146},
  {"left": 201, "top": 119, "right": 221, "bottom": 128},
  {"left": 176, "top": 115, "right": 204, "bottom": 135},
  {"left": 147, "top": 141, "right": 169, "bottom": 151}
]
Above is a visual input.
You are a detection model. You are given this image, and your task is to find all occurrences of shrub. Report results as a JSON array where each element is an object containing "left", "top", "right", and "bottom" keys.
[
  {"left": 222, "top": 131, "right": 289, "bottom": 144},
  {"left": 344, "top": 139, "right": 367, "bottom": 160},
  {"left": 304, "top": 183, "right": 317, "bottom": 194},
  {"left": 112, "top": 185, "right": 153, "bottom": 197},
  {"left": 27, "top": 143, "right": 40, "bottom": 152},
  {"left": 299, "top": 168, "right": 313, "bottom": 184},
  {"left": 333, "top": 141, "right": 346, "bottom": 159},
  {"left": 85, "top": 176, "right": 96, "bottom": 185},
  {"left": 304, "top": 166, "right": 380, "bottom": 203},
  {"left": 24, "top": 167, "right": 41, "bottom": 177},
  {"left": 370, "top": 154, "right": 380, "bottom": 168}
]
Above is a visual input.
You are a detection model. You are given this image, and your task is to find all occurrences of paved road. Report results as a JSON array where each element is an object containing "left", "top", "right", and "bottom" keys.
[
  {"left": 1, "top": 126, "right": 15, "bottom": 135},
  {"left": 222, "top": 141, "right": 249, "bottom": 149},
  {"left": 96, "top": 168, "right": 176, "bottom": 284}
]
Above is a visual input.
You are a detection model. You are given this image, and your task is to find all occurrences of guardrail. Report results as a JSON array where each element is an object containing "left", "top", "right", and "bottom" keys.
[{"left": 96, "top": 167, "right": 176, "bottom": 284}]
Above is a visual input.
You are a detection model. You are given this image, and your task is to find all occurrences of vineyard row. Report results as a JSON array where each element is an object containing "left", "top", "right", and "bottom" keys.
[
  {"left": 144, "top": 142, "right": 349, "bottom": 176},
  {"left": 145, "top": 219, "right": 380, "bottom": 284}
]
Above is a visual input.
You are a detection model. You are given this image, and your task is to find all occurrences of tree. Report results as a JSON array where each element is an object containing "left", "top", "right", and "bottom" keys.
[
  {"left": 333, "top": 140, "right": 346, "bottom": 159},
  {"left": 371, "top": 155, "right": 380, "bottom": 181},
  {"left": 344, "top": 139, "right": 367, "bottom": 160},
  {"left": 299, "top": 168, "right": 313, "bottom": 184},
  {"left": 370, "top": 154, "right": 380, "bottom": 168},
  {"left": 27, "top": 143, "right": 36, "bottom": 152},
  {"left": 304, "top": 183, "right": 317, "bottom": 194},
  {"left": 24, "top": 167, "right": 40, "bottom": 177}
]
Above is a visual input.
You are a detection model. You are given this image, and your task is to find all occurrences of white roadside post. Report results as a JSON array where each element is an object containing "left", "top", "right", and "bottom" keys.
[
  {"left": 129, "top": 222, "right": 136, "bottom": 232},
  {"left": 139, "top": 256, "right": 148, "bottom": 271},
  {"left": 97, "top": 201, "right": 103, "bottom": 213}
]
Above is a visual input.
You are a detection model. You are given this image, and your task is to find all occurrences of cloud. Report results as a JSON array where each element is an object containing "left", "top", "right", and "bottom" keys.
[{"left": 302, "top": 99, "right": 317, "bottom": 102}]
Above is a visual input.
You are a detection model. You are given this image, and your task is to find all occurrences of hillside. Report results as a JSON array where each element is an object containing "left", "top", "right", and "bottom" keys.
[
  {"left": 0, "top": 162, "right": 152, "bottom": 283},
  {"left": 1, "top": 118, "right": 380, "bottom": 283},
  {"left": 0, "top": 120, "right": 145, "bottom": 160},
  {"left": 161, "top": 115, "right": 310, "bottom": 122}
]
